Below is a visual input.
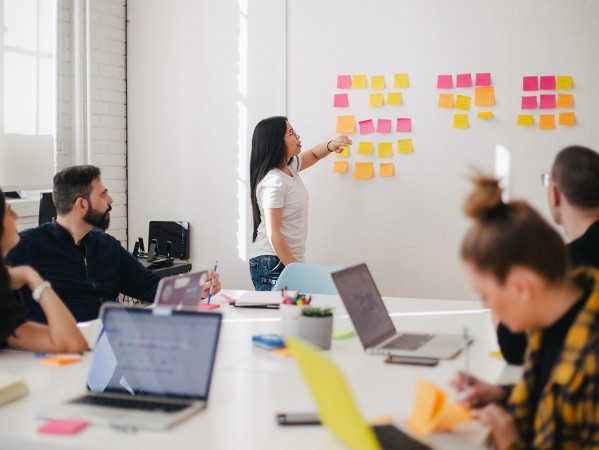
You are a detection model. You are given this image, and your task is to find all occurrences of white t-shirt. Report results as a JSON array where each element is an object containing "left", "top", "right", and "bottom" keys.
[{"left": 250, "top": 156, "right": 309, "bottom": 262}]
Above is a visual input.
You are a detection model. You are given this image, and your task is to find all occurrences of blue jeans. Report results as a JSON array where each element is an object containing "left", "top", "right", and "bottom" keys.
[{"left": 249, "top": 255, "right": 285, "bottom": 291}]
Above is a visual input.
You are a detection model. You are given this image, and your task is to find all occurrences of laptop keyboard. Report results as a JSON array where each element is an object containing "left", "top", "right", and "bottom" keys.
[
  {"left": 373, "top": 424, "right": 432, "bottom": 450},
  {"left": 383, "top": 334, "right": 434, "bottom": 351},
  {"left": 70, "top": 395, "right": 190, "bottom": 413}
]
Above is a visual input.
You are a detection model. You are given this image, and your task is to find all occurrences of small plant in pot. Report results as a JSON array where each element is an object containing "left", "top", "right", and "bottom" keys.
[{"left": 298, "top": 307, "right": 334, "bottom": 350}]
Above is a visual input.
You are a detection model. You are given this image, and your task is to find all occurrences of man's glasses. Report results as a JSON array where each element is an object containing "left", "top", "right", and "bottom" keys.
[{"left": 541, "top": 172, "right": 550, "bottom": 187}]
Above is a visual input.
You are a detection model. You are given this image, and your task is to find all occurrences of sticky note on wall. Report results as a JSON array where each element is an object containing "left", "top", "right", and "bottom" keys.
[
  {"left": 336, "top": 145, "right": 350, "bottom": 157},
  {"left": 539, "top": 114, "right": 555, "bottom": 130},
  {"left": 517, "top": 114, "right": 534, "bottom": 126},
  {"left": 376, "top": 119, "right": 392, "bottom": 133},
  {"left": 369, "top": 94, "right": 384, "bottom": 107},
  {"left": 523, "top": 76, "right": 539, "bottom": 91},
  {"left": 455, "top": 95, "right": 471, "bottom": 111},
  {"left": 333, "top": 161, "right": 348, "bottom": 174},
  {"left": 336, "top": 115, "right": 356, "bottom": 133},
  {"left": 453, "top": 114, "right": 469, "bottom": 129},
  {"left": 333, "top": 93, "right": 349, "bottom": 107},
  {"left": 357, "top": 142, "right": 373, "bottom": 155},
  {"left": 378, "top": 142, "right": 393, "bottom": 157},
  {"left": 359, "top": 119, "right": 374, "bottom": 135},
  {"left": 352, "top": 74, "right": 367, "bottom": 88},
  {"left": 397, "top": 139, "right": 413, "bottom": 154},
  {"left": 556, "top": 93, "right": 573, "bottom": 108},
  {"left": 556, "top": 76, "right": 573, "bottom": 90},
  {"left": 540, "top": 75, "right": 556, "bottom": 90},
  {"left": 354, "top": 162, "right": 374, "bottom": 180},
  {"left": 477, "top": 111, "right": 493, "bottom": 119},
  {"left": 380, "top": 163, "right": 394, "bottom": 177},
  {"left": 475, "top": 72, "right": 491, "bottom": 86},
  {"left": 559, "top": 112, "right": 576, "bottom": 126},
  {"left": 371, "top": 75, "right": 385, "bottom": 90},
  {"left": 521, "top": 96, "right": 537, "bottom": 109},
  {"left": 396, "top": 118, "right": 411, "bottom": 132},
  {"left": 437, "top": 75, "right": 453, "bottom": 89},
  {"left": 394, "top": 73, "right": 409, "bottom": 88},
  {"left": 438, "top": 94, "right": 453, "bottom": 108},
  {"left": 387, "top": 92, "right": 403, "bottom": 105},
  {"left": 540, "top": 94, "right": 556, "bottom": 109},
  {"left": 474, "top": 87, "right": 495, "bottom": 106},
  {"left": 456, "top": 73, "right": 472, "bottom": 88},
  {"left": 337, "top": 75, "right": 352, "bottom": 89}
]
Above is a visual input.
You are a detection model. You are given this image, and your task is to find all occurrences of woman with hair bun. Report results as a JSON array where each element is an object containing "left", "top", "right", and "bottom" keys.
[{"left": 452, "top": 174, "right": 599, "bottom": 450}]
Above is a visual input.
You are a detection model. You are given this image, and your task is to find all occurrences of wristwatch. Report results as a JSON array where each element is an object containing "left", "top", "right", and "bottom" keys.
[{"left": 32, "top": 281, "right": 52, "bottom": 302}]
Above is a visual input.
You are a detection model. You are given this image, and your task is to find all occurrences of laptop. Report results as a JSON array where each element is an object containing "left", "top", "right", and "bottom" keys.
[
  {"left": 37, "top": 304, "right": 222, "bottom": 431},
  {"left": 331, "top": 264, "right": 468, "bottom": 360},
  {"left": 154, "top": 270, "right": 208, "bottom": 310},
  {"left": 286, "top": 336, "right": 432, "bottom": 450}
]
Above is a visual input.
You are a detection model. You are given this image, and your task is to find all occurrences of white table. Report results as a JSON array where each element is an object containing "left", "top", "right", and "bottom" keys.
[{"left": 0, "top": 291, "right": 520, "bottom": 449}]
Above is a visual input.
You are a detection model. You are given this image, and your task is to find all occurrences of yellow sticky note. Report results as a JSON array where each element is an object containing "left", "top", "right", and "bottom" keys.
[
  {"left": 379, "top": 163, "right": 394, "bottom": 177},
  {"left": 474, "top": 86, "right": 495, "bottom": 106},
  {"left": 517, "top": 114, "right": 534, "bottom": 126},
  {"left": 397, "top": 139, "right": 413, "bottom": 154},
  {"left": 455, "top": 95, "right": 471, "bottom": 111},
  {"left": 394, "top": 73, "right": 409, "bottom": 88},
  {"left": 371, "top": 75, "right": 385, "bottom": 90},
  {"left": 387, "top": 92, "right": 403, "bottom": 106},
  {"left": 556, "top": 93, "right": 574, "bottom": 108},
  {"left": 453, "top": 114, "right": 469, "bottom": 129},
  {"left": 333, "top": 161, "right": 348, "bottom": 174},
  {"left": 368, "top": 93, "right": 384, "bottom": 107},
  {"left": 556, "top": 75, "right": 573, "bottom": 90},
  {"left": 336, "top": 115, "right": 355, "bottom": 133},
  {"left": 357, "top": 142, "right": 373, "bottom": 155},
  {"left": 559, "top": 112, "right": 576, "bottom": 126},
  {"left": 352, "top": 74, "right": 367, "bottom": 88},
  {"left": 438, "top": 94, "right": 453, "bottom": 108},
  {"left": 539, "top": 114, "right": 555, "bottom": 130},
  {"left": 378, "top": 142, "right": 393, "bottom": 158},
  {"left": 489, "top": 350, "right": 504, "bottom": 359},
  {"left": 336, "top": 145, "right": 350, "bottom": 157},
  {"left": 353, "top": 162, "right": 374, "bottom": 180},
  {"left": 477, "top": 111, "right": 493, "bottom": 119}
]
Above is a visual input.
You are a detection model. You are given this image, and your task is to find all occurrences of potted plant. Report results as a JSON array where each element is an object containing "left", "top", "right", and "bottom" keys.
[{"left": 297, "top": 307, "right": 334, "bottom": 350}]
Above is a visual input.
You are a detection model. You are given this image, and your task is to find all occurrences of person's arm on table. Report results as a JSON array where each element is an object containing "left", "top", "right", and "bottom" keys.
[{"left": 298, "top": 136, "right": 352, "bottom": 171}]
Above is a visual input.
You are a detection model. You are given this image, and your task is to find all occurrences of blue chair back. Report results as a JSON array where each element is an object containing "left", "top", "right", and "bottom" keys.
[{"left": 272, "top": 263, "right": 345, "bottom": 295}]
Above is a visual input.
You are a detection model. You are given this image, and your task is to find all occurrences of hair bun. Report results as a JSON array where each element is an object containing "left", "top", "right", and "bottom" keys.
[{"left": 464, "top": 175, "right": 504, "bottom": 219}]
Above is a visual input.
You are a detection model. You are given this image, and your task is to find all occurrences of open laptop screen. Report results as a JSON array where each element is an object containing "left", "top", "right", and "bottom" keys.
[
  {"left": 332, "top": 264, "right": 397, "bottom": 348},
  {"left": 87, "top": 306, "right": 221, "bottom": 400}
]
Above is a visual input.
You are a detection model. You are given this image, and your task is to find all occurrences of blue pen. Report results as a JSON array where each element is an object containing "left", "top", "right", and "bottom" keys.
[{"left": 207, "top": 260, "right": 218, "bottom": 304}]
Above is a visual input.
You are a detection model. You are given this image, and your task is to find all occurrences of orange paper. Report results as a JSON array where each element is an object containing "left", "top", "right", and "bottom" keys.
[
  {"left": 41, "top": 356, "right": 82, "bottom": 366},
  {"left": 556, "top": 93, "right": 573, "bottom": 108},
  {"left": 539, "top": 114, "right": 555, "bottom": 130},
  {"left": 379, "top": 163, "right": 394, "bottom": 177},
  {"left": 438, "top": 94, "right": 453, "bottom": 108},
  {"left": 353, "top": 162, "right": 374, "bottom": 180},
  {"left": 333, "top": 161, "right": 348, "bottom": 174},
  {"left": 559, "top": 112, "right": 576, "bottom": 126},
  {"left": 474, "top": 86, "right": 495, "bottom": 106},
  {"left": 336, "top": 115, "right": 356, "bottom": 134}
]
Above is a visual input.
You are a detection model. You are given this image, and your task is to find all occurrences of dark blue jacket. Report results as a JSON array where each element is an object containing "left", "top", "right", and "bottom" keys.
[{"left": 7, "top": 221, "right": 160, "bottom": 323}]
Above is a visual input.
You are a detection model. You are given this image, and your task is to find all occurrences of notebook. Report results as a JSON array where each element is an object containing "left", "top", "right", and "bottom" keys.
[
  {"left": 37, "top": 304, "right": 222, "bottom": 431},
  {"left": 286, "top": 336, "right": 432, "bottom": 450},
  {"left": 154, "top": 270, "right": 209, "bottom": 310},
  {"left": 331, "top": 264, "right": 469, "bottom": 360},
  {"left": 234, "top": 290, "right": 298, "bottom": 308}
]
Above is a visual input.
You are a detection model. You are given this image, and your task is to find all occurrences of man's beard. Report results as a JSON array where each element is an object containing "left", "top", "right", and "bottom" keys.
[{"left": 83, "top": 205, "right": 111, "bottom": 230}]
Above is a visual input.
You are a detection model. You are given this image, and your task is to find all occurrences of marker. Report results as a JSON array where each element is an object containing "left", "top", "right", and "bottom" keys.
[{"left": 207, "top": 260, "right": 218, "bottom": 304}]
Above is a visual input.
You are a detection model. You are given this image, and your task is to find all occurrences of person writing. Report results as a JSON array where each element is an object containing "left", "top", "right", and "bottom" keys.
[
  {"left": 249, "top": 116, "right": 351, "bottom": 290},
  {"left": 0, "top": 188, "right": 87, "bottom": 353},
  {"left": 454, "top": 174, "right": 599, "bottom": 449}
]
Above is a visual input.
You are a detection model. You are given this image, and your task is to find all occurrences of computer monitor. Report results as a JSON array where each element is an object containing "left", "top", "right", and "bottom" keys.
[{"left": 38, "top": 192, "right": 57, "bottom": 225}]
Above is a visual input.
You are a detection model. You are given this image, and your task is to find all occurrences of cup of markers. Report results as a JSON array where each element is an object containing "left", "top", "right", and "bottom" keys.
[{"left": 280, "top": 288, "right": 312, "bottom": 336}]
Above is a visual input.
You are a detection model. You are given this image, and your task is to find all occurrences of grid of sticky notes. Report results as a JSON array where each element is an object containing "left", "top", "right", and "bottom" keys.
[
  {"left": 334, "top": 73, "right": 413, "bottom": 179},
  {"left": 518, "top": 75, "right": 575, "bottom": 129},
  {"left": 437, "top": 73, "right": 495, "bottom": 128}
]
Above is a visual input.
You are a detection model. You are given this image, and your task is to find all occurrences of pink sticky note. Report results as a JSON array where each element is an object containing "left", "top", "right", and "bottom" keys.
[
  {"left": 475, "top": 73, "right": 491, "bottom": 86},
  {"left": 333, "top": 93, "right": 349, "bottom": 107},
  {"left": 521, "top": 96, "right": 537, "bottom": 109},
  {"left": 523, "top": 76, "right": 539, "bottom": 91},
  {"left": 376, "top": 119, "right": 392, "bottom": 133},
  {"left": 337, "top": 75, "right": 352, "bottom": 89},
  {"left": 396, "top": 118, "right": 412, "bottom": 132},
  {"left": 38, "top": 419, "right": 88, "bottom": 435},
  {"left": 359, "top": 119, "right": 374, "bottom": 135},
  {"left": 198, "top": 304, "right": 220, "bottom": 310},
  {"left": 437, "top": 75, "right": 453, "bottom": 89},
  {"left": 540, "top": 76, "right": 556, "bottom": 90},
  {"left": 456, "top": 73, "right": 472, "bottom": 88},
  {"left": 540, "top": 94, "right": 556, "bottom": 109}
]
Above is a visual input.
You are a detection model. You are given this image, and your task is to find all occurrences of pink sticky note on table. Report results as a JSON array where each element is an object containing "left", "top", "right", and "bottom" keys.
[
  {"left": 437, "top": 75, "right": 453, "bottom": 89},
  {"left": 475, "top": 73, "right": 491, "bottom": 86},
  {"left": 198, "top": 304, "right": 220, "bottom": 310},
  {"left": 521, "top": 96, "right": 537, "bottom": 109},
  {"left": 376, "top": 119, "right": 392, "bottom": 133},
  {"left": 334, "top": 93, "right": 349, "bottom": 107},
  {"left": 456, "top": 73, "right": 472, "bottom": 88},
  {"left": 38, "top": 419, "right": 88, "bottom": 435},
  {"left": 359, "top": 119, "right": 374, "bottom": 135},
  {"left": 523, "top": 76, "right": 539, "bottom": 91},
  {"left": 540, "top": 76, "right": 556, "bottom": 90},
  {"left": 540, "top": 94, "right": 556, "bottom": 109},
  {"left": 337, "top": 75, "right": 352, "bottom": 89},
  {"left": 396, "top": 118, "right": 412, "bottom": 132}
]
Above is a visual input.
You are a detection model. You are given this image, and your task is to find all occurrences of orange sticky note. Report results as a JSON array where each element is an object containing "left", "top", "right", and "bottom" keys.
[
  {"left": 379, "top": 163, "right": 394, "bottom": 177},
  {"left": 352, "top": 74, "right": 367, "bottom": 88},
  {"left": 41, "top": 356, "right": 82, "bottom": 366},
  {"left": 517, "top": 114, "right": 534, "bottom": 127},
  {"left": 556, "top": 93, "right": 574, "bottom": 108},
  {"left": 559, "top": 112, "right": 576, "bottom": 126},
  {"left": 556, "top": 75, "right": 573, "bottom": 90},
  {"left": 474, "top": 86, "right": 495, "bottom": 106},
  {"left": 394, "top": 73, "right": 409, "bottom": 88},
  {"left": 438, "top": 94, "right": 453, "bottom": 108},
  {"left": 333, "top": 161, "right": 348, "bottom": 174},
  {"left": 387, "top": 92, "right": 403, "bottom": 106},
  {"left": 336, "top": 145, "right": 350, "bottom": 157},
  {"left": 455, "top": 95, "right": 471, "bottom": 111},
  {"left": 397, "top": 139, "right": 413, "bottom": 154},
  {"left": 336, "top": 115, "right": 355, "bottom": 133},
  {"left": 453, "top": 114, "right": 469, "bottom": 129},
  {"left": 477, "top": 111, "right": 493, "bottom": 119},
  {"left": 353, "top": 162, "right": 374, "bottom": 180},
  {"left": 371, "top": 75, "right": 385, "bottom": 90},
  {"left": 357, "top": 142, "right": 373, "bottom": 155},
  {"left": 378, "top": 142, "right": 393, "bottom": 158},
  {"left": 539, "top": 114, "right": 555, "bottom": 130},
  {"left": 270, "top": 348, "right": 292, "bottom": 357},
  {"left": 368, "top": 93, "right": 384, "bottom": 107}
]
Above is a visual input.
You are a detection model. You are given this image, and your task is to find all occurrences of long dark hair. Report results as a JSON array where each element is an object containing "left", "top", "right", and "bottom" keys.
[
  {"left": 250, "top": 116, "right": 288, "bottom": 242},
  {"left": 0, "top": 188, "right": 26, "bottom": 343}
]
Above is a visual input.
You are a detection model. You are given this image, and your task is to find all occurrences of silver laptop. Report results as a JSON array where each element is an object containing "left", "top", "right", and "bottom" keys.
[
  {"left": 331, "top": 264, "right": 469, "bottom": 360},
  {"left": 37, "top": 304, "right": 222, "bottom": 430}
]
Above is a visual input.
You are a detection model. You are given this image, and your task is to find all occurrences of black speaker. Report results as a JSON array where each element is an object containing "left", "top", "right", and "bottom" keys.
[
  {"left": 39, "top": 192, "right": 57, "bottom": 225},
  {"left": 148, "top": 221, "right": 190, "bottom": 260}
]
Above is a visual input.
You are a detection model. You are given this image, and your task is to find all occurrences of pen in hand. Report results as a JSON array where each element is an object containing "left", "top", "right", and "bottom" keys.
[{"left": 207, "top": 260, "right": 218, "bottom": 305}]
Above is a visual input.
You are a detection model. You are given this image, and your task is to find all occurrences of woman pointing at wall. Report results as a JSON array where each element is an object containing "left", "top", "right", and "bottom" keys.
[{"left": 249, "top": 116, "right": 351, "bottom": 291}]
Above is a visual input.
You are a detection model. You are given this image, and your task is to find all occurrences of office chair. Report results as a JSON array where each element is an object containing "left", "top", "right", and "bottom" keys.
[
  {"left": 272, "top": 263, "right": 345, "bottom": 295},
  {"left": 38, "top": 192, "right": 57, "bottom": 225}
]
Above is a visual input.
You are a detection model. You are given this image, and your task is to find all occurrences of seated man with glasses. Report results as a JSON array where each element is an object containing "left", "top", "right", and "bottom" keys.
[{"left": 497, "top": 145, "right": 599, "bottom": 365}]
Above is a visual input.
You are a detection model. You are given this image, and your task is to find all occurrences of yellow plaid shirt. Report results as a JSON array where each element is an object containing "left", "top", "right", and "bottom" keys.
[{"left": 507, "top": 268, "right": 599, "bottom": 450}]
